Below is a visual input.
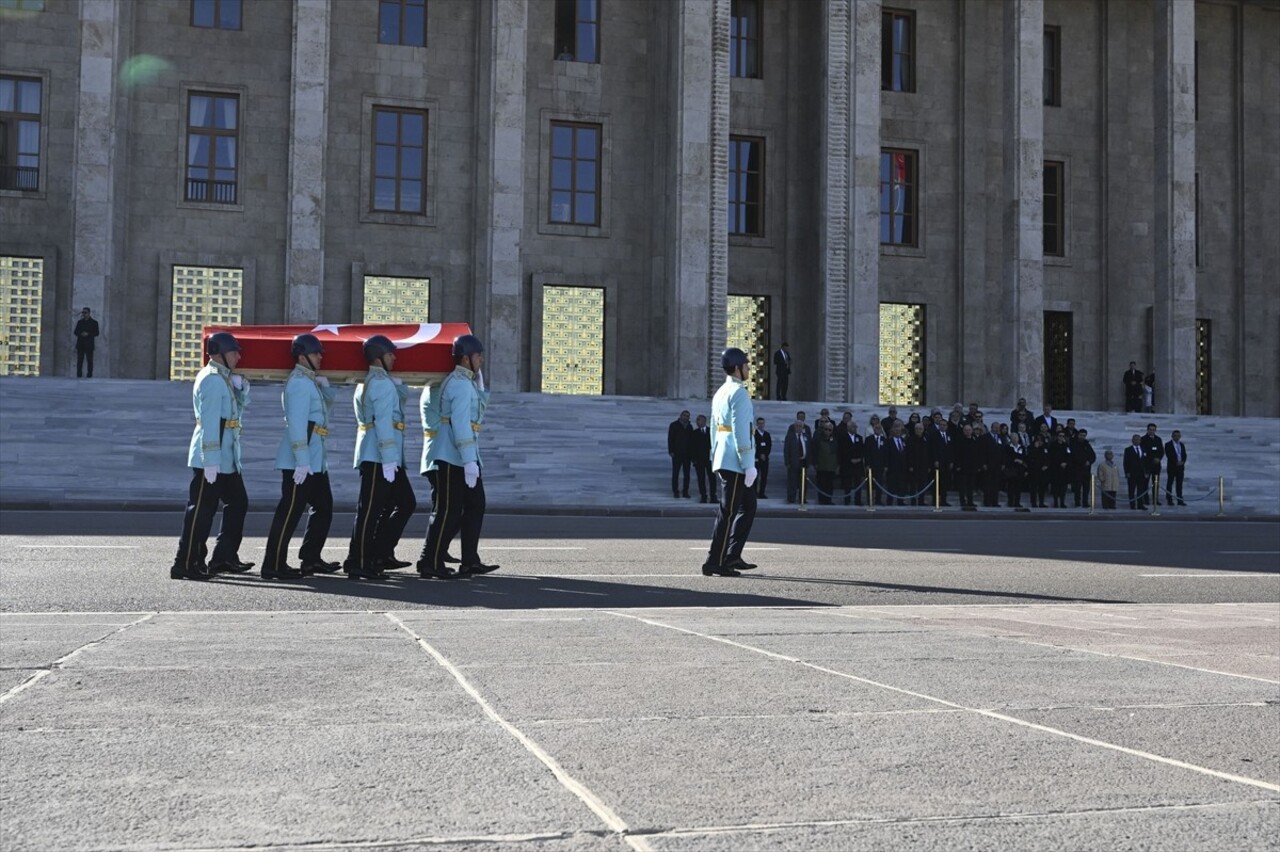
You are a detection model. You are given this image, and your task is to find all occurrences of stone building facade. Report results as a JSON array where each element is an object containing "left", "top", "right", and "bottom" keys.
[{"left": 1, "top": 0, "right": 1277, "bottom": 415}]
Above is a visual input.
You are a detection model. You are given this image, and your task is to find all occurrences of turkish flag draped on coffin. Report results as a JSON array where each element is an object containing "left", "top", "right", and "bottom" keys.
[{"left": 203, "top": 323, "right": 471, "bottom": 385}]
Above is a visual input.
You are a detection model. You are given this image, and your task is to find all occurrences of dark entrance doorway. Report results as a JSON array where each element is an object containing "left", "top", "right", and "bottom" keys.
[{"left": 1043, "top": 311, "right": 1073, "bottom": 409}]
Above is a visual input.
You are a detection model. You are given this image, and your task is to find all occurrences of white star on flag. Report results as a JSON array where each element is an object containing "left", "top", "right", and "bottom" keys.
[{"left": 311, "top": 324, "right": 343, "bottom": 335}]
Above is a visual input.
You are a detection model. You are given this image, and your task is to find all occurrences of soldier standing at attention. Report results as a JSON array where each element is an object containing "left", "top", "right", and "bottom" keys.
[
  {"left": 261, "top": 333, "right": 340, "bottom": 580},
  {"left": 417, "top": 334, "right": 499, "bottom": 579},
  {"left": 344, "top": 335, "right": 416, "bottom": 580},
  {"left": 702, "top": 348, "right": 758, "bottom": 577},
  {"left": 170, "top": 332, "right": 254, "bottom": 580}
]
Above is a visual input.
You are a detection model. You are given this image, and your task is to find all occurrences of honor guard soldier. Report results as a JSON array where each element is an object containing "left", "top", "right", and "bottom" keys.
[
  {"left": 344, "top": 334, "right": 416, "bottom": 579},
  {"left": 261, "top": 333, "right": 340, "bottom": 580},
  {"left": 170, "top": 332, "right": 254, "bottom": 580},
  {"left": 702, "top": 348, "right": 759, "bottom": 577},
  {"left": 417, "top": 334, "right": 499, "bottom": 579}
]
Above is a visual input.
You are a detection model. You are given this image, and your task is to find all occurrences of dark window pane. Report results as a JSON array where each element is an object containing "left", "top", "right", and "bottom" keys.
[
  {"left": 375, "top": 111, "right": 397, "bottom": 143},
  {"left": 375, "top": 145, "right": 397, "bottom": 178},
  {"left": 579, "top": 0, "right": 597, "bottom": 20},
  {"left": 0, "top": 79, "right": 13, "bottom": 113},
  {"left": 880, "top": 215, "right": 891, "bottom": 242},
  {"left": 190, "top": 95, "right": 211, "bottom": 127},
  {"left": 576, "top": 127, "right": 597, "bottom": 159},
  {"left": 403, "top": 5, "right": 425, "bottom": 46},
  {"left": 1044, "top": 166, "right": 1055, "bottom": 195},
  {"left": 880, "top": 151, "right": 890, "bottom": 181},
  {"left": 575, "top": 193, "right": 596, "bottom": 224},
  {"left": 745, "top": 141, "right": 760, "bottom": 171},
  {"left": 575, "top": 161, "right": 596, "bottom": 192},
  {"left": 550, "top": 190, "right": 572, "bottom": 222},
  {"left": 400, "top": 147, "right": 423, "bottom": 180},
  {"left": 401, "top": 113, "right": 424, "bottom": 146},
  {"left": 215, "top": 136, "right": 236, "bottom": 168},
  {"left": 17, "top": 120, "right": 39, "bottom": 154},
  {"left": 379, "top": 3, "right": 399, "bottom": 44},
  {"left": 401, "top": 180, "right": 422, "bottom": 212},
  {"left": 373, "top": 178, "right": 396, "bottom": 210},
  {"left": 551, "top": 159, "right": 572, "bottom": 191},
  {"left": 187, "top": 135, "right": 208, "bottom": 166},
  {"left": 577, "top": 23, "right": 597, "bottom": 62},
  {"left": 893, "top": 17, "right": 908, "bottom": 52},
  {"left": 192, "top": 0, "right": 215, "bottom": 27},
  {"left": 554, "top": 0, "right": 575, "bottom": 59},
  {"left": 551, "top": 126, "right": 572, "bottom": 158},
  {"left": 219, "top": 0, "right": 241, "bottom": 29},
  {"left": 16, "top": 80, "right": 40, "bottom": 114},
  {"left": 744, "top": 205, "right": 759, "bottom": 235}
]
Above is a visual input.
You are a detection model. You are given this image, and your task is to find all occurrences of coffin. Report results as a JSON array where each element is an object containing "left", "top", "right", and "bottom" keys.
[{"left": 203, "top": 323, "right": 470, "bottom": 385}]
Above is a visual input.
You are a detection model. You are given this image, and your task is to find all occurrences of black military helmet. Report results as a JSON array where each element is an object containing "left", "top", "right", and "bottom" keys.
[
  {"left": 721, "top": 347, "right": 749, "bottom": 374},
  {"left": 362, "top": 334, "right": 395, "bottom": 363},
  {"left": 206, "top": 331, "right": 241, "bottom": 356},
  {"left": 452, "top": 334, "right": 484, "bottom": 360},
  {"left": 290, "top": 333, "right": 325, "bottom": 358}
]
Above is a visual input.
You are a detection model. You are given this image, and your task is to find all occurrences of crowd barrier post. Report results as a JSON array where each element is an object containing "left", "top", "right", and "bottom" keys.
[
  {"left": 799, "top": 468, "right": 808, "bottom": 513},
  {"left": 1151, "top": 473, "right": 1161, "bottom": 517},
  {"left": 866, "top": 470, "right": 876, "bottom": 513},
  {"left": 1218, "top": 476, "right": 1225, "bottom": 517},
  {"left": 1088, "top": 474, "right": 1096, "bottom": 516},
  {"left": 933, "top": 472, "right": 942, "bottom": 513}
]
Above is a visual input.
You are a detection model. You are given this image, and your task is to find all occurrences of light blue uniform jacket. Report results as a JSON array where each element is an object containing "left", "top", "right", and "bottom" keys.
[
  {"left": 274, "top": 365, "right": 336, "bottom": 472},
  {"left": 353, "top": 367, "right": 408, "bottom": 468},
  {"left": 710, "top": 376, "right": 754, "bottom": 474},
  {"left": 421, "top": 365, "right": 490, "bottom": 472},
  {"left": 186, "top": 360, "right": 249, "bottom": 472}
]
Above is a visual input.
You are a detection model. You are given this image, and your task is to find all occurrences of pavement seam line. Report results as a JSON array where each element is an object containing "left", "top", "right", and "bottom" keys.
[
  {"left": 383, "top": 613, "right": 652, "bottom": 852},
  {"left": 826, "top": 609, "right": 1280, "bottom": 685},
  {"left": 634, "top": 799, "right": 1280, "bottom": 839},
  {"left": 175, "top": 828, "right": 604, "bottom": 852},
  {"left": 0, "top": 612, "right": 157, "bottom": 705},
  {"left": 604, "top": 610, "right": 1280, "bottom": 795}
]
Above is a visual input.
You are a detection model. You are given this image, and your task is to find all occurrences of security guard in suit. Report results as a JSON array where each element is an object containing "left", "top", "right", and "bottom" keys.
[
  {"left": 702, "top": 348, "right": 758, "bottom": 577},
  {"left": 261, "top": 333, "right": 340, "bottom": 580},
  {"left": 170, "top": 332, "right": 254, "bottom": 580},
  {"left": 344, "top": 334, "right": 416, "bottom": 579},
  {"left": 417, "top": 334, "right": 499, "bottom": 579}
]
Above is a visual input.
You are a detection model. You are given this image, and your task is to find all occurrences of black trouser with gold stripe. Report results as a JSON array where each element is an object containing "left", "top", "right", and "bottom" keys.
[
  {"left": 345, "top": 462, "right": 416, "bottom": 570},
  {"left": 262, "top": 471, "right": 333, "bottom": 573},
  {"left": 706, "top": 469, "right": 757, "bottom": 567},
  {"left": 172, "top": 469, "right": 248, "bottom": 570},
  {"left": 420, "top": 461, "right": 486, "bottom": 570}
]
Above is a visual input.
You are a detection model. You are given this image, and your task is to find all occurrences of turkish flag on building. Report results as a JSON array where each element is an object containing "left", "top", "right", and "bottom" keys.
[{"left": 204, "top": 323, "right": 471, "bottom": 384}]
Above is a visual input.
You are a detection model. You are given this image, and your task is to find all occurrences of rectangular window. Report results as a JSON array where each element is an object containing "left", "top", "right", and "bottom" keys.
[
  {"left": 0, "top": 75, "right": 42, "bottom": 192},
  {"left": 542, "top": 285, "right": 604, "bottom": 395},
  {"left": 728, "top": 136, "right": 764, "bottom": 236},
  {"left": 363, "top": 276, "right": 430, "bottom": 324},
  {"left": 1043, "top": 160, "right": 1064, "bottom": 257},
  {"left": 880, "top": 149, "right": 917, "bottom": 246},
  {"left": 554, "top": 0, "right": 599, "bottom": 63},
  {"left": 185, "top": 92, "right": 239, "bottom": 204},
  {"left": 549, "top": 122, "right": 600, "bottom": 225},
  {"left": 1044, "top": 26, "right": 1060, "bottom": 106},
  {"left": 1194, "top": 172, "right": 1201, "bottom": 268},
  {"left": 191, "top": 0, "right": 241, "bottom": 30},
  {"left": 881, "top": 9, "right": 914, "bottom": 93},
  {"left": 879, "top": 303, "right": 925, "bottom": 406},
  {"left": 0, "top": 256, "right": 44, "bottom": 377},
  {"left": 730, "top": 0, "right": 761, "bottom": 79},
  {"left": 169, "top": 265, "right": 243, "bottom": 381},
  {"left": 371, "top": 107, "right": 427, "bottom": 214},
  {"left": 378, "top": 0, "right": 426, "bottom": 47},
  {"left": 1195, "top": 318, "right": 1211, "bottom": 415}
]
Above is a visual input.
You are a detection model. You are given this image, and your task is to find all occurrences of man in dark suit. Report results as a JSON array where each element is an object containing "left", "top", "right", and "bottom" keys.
[
  {"left": 1034, "top": 404, "right": 1058, "bottom": 436},
  {"left": 1164, "top": 429, "right": 1188, "bottom": 506},
  {"left": 980, "top": 427, "right": 1006, "bottom": 507},
  {"left": 1123, "top": 434, "right": 1147, "bottom": 509},
  {"left": 864, "top": 423, "right": 887, "bottom": 505},
  {"left": 1140, "top": 423, "right": 1164, "bottom": 505},
  {"left": 783, "top": 420, "right": 809, "bottom": 503},
  {"left": 1123, "top": 362, "right": 1144, "bottom": 413},
  {"left": 691, "top": 414, "right": 717, "bottom": 503},
  {"left": 772, "top": 342, "right": 792, "bottom": 400},
  {"left": 835, "top": 412, "right": 864, "bottom": 505},
  {"left": 754, "top": 417, "right": 772, "bottom": 498},
  {"left": 667, "top": 410, "right": 692, "bottom": 498},
  {"left": 74, "top": 307, "right": 100, "bottom": 378},
  {"left": 885, "top": 423, "right": 909, "bottom": 506},
  {"left": 927, "top": 411, "right": 954, "bottom": 506}
]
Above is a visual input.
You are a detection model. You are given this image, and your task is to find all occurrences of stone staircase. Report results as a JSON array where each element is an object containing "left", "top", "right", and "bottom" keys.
[{"left": 1, "top": 377, "right": 1276, "bottom": 517}]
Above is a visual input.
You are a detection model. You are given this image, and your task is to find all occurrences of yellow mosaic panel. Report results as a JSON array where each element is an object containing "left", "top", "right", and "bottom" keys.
[
  {"left": 362, "top": 276, "right": 430, "bottom": 324},
  {"left": 726, "top": 294, "right": 769, "bottom": 399},
  {"left": 541, "top": 285, "right": 603, "bottom": 395},
  {"left": 878, "top": 302, "right": 925, "bottom": 405},
  {"left": 169, "top": 266, "right": 243, "bottom": 381},
  {"left": 0, "top": 256, "right": 43, "bottom": 377}
]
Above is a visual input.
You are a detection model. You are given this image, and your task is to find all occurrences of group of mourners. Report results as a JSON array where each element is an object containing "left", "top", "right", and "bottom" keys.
[{"left": 168, "top": 331, "right": 498, "bottom": 582}]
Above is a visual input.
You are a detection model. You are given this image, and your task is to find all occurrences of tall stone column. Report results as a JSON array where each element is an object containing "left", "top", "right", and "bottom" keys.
[
  {"left": 667, "top": 0, "right": 729, "bottom": 399},
  {"left": 71, "top": 0, "right": 127, "bottom": 376},
  {"left": 473, "top": 0, "right": 527, "bottom": 390},
  {"left": 1152, "top": 0, "right": 1197, "bottom": 413},
  {"left": 1000, "top": 0, "right": 1044, "bottom": 406},
  {"left": 285, "top": 0, "right": 330, "bottom": 323},
  {"left": 822, "top": 0, "right": 880, "bottom": 404}
]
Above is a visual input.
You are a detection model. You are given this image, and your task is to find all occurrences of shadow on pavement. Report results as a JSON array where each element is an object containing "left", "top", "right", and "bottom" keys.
[{"left": 748, "top": 574, "right": 1133, "bottom": 604}]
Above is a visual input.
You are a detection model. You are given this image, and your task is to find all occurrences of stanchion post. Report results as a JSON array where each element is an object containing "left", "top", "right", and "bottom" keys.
[
  {"left": 1089, "top": 474, "right": 1096, "bottom": 516},
  {"left": 1218, "top": 476, "right": 1225, "bottom": 517},
  {"left": 866, "top": 469, "right": 876, "bottom": 513},
  {"left": 933, "top": 472, "right": 942, "bottom": 513},
  {"left": 1151, "top": 473, "right": 1161, "bottom": 517},
  {"left": 799, "top": 467, "right": 808, "bottom": 512}
]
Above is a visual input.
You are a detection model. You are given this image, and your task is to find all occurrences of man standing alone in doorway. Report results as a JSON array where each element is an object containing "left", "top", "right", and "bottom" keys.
[
  {"left": 772, "top": 342, "right": 791, "bottom": 401},
  {"left": 74, "top": 307, "right": 99, "bottom": 378}
]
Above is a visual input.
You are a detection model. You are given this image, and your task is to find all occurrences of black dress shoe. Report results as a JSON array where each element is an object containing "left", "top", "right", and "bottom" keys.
[
  {"left": 211, "top": 558, "right": 255, "bottom": 573},
  {"left": 380, "top": 557, "right": 412, "bottom": 569},
  {"left": 417, "top": 565, "right": 463, "bottom": 580},
  {"left": 723, "top": 556, "right": 757, "bottom": 571},
  {"left": 459, "top": 562, "right": 500, "bottom": 575},
  {"left": 701, "top": 562, "right": 741, "bottom": 577},
  {"left": 345, "top": 564, "right": 386, "bottom": 580},
  {"left": 185, "top": 562, "right": 212, "bottom": 581},
  {"left": 301, "top": 559, "right": 342, "bottom": 574},
  {"left": 442, "top": 553, "right": 461, "bottom": 564},
  {"left": 263, "top": 564, "right": 304, "bottom": 580}
]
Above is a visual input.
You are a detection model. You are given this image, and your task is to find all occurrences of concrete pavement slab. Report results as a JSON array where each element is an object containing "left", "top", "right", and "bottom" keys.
[{"left": 0, "top": 614, "right": 148, "bottom": 669}]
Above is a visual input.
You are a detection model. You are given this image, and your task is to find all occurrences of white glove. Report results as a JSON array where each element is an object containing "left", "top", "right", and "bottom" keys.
[
  {"left": 744, "top": 466, "right": 758, "bottom": 488},
  {"left": 475, "top": 369, "right": 486, "bottom": 392},
  {"left": 203, "top": 464, "right": 219, "bottom": 484},
  {"left": 381, "top": 463, "right": 397, "bottom": 483},
  {"left": 293, "top": 465, "right": 310, "bottom": 485},
  {"left": 231, "top": 375, "right": 244, "bottom": 390},
  {"left": 315, "top": 376, "right": 329, "bottom": 388},
  {"left": 464, "top": 462, "right": 480, "bottom": 488}
]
